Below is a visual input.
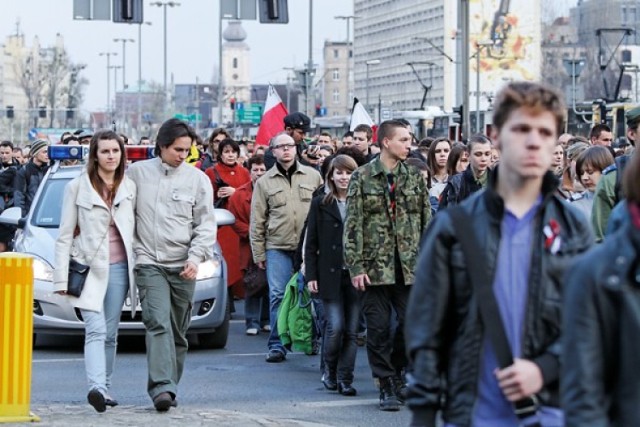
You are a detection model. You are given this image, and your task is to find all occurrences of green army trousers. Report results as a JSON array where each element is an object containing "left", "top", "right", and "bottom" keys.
[{"left": 135, "top": 264, "right": 195, "bottom": 399}]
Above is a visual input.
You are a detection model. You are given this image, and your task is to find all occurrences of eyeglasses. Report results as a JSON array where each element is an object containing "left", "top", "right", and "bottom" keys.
[{"left": 273, "top": 143, "right": 296, "bottom": 151}]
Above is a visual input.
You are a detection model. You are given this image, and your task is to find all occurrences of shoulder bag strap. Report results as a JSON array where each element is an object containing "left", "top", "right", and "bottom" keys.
[{"left": 448, "top": 207, "right": 541, "bottom": 424}]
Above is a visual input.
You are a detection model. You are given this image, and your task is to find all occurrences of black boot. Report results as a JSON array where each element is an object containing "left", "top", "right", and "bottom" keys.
[
  {"left": 379, "top": 377, "right": 400, "bottom": 411},
  {"left": 322, "top": 368, "right": 337, "bottom": 391}
]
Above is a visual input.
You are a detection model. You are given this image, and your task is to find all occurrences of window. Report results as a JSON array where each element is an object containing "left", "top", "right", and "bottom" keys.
[
  {"left": 333, "top": 49, "right": 339, "bottom": 59},
  {"left": 332, "top": 89, "right": 340, "bottom": 104},
  {"left": 332, "top": 69, "right": 340, "bottom": 81},
  {"left": 233, "top": 58, "right": 238, "bottom": 68}
]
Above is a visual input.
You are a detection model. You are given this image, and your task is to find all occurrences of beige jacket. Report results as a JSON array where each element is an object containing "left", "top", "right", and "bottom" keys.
[
  {"left": 54, "top": 172, "right": 137, "bottom": 314},
  {"left": 250, "top": 161, "right": 322, "bottom": 262},
  {"left": 127, "top": 158, "right": 216, "bottom": 267}
]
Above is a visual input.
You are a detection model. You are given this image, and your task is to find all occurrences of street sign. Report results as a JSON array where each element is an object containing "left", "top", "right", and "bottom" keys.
[
  {"left": 174, "top": 113, "right": 202, "bottom": 122},
  {"left": 236, "top": 104, "right": 263, "bottom": 124},
  {"left": 73, "top": 0, "right": 110, "bottom": 20},
  {"left": 221, "top": 0, "right": 257, "bottom": 20}
]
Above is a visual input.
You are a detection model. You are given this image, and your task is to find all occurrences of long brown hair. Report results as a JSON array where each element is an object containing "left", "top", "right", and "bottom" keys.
[
  {"left": 323, "top": 154, "right": 358, "bottom": 205},
  {"left": 86, "top": 130, "right": 126, "bottom": 206}
]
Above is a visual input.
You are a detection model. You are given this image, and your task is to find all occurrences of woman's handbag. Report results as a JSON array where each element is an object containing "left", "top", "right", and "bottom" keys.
[
  {"left": 243, "top": 262, "right": 268, "bottom": 297},
  {"left": 67, "top": 259, "right": 90, "bottom": 297}
]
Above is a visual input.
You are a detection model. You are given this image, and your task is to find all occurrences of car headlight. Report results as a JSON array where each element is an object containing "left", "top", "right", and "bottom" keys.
[
  {"left": 196, "top": 258, "right": 222, "bottom": 280},
  {"left": 32, "top": 256, "right": 54, "bottom": 282}
]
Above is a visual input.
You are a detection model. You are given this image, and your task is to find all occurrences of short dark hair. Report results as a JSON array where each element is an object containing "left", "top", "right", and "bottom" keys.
[
  {"left": 353, "top": 124, "right": 373, "bottom": 141},
  {"left": 154, "top": 118, "right": 197, "bottom": 157},
  {"left": 247, "top": 154, "right": 265, "bottom": 170},
  {"left": 467, "top": 134, "right": 492, "bottom": 152},
  {"left": 320, "top": 131, "right": 332, "bottom": 138},
  {"left": 575, "top": 145, "right": 614, "bottom": 177},
  {"left": 216, "top": 138, "right": 240, "bottom": 162},
  {"left": 589, "top": 124, "right": 612, "bottom": 140},
  {"left": 0, "top": 140, "right": 14, "bottom": 150},
  {"left": 377, "top": 119, "right": 408, "bottom": 146},
  {"left": 208, "top": 127, "right": 231, "bottom": 145},
  {"left": 492, "top": 81, "right": 566, "bottom": 137},
  {"left": 342, "top": 131, "right": 353, "bottom": 139}
]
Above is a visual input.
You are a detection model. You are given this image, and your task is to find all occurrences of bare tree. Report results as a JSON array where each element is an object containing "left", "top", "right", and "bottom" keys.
[
  {"left": 42, "top": 47, "right": 71, "bottom": 128},
  {"left": 14, "top": 53, "right": 46, "bottom": 127}
]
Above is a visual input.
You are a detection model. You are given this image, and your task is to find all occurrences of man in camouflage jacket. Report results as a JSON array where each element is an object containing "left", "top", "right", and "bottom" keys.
[{"left": 343, "top": 119, "right": 432, "bottom": 411}]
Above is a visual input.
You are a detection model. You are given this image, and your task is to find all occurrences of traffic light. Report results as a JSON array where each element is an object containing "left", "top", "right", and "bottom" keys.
[
  {"left": 113, "top": 0, "right": 143, "bottom": 24},
  {"left": 259, "top": 0, "right": 289, "bottom": 24},
  {"left": 6, "top": 106, "right": 14, "bottom": 119},
  {"left": 230, "top": 98, "right": 236, "bottom": 110},
  {"left": 453, "top": 104, "right": 464, "bottom": 126},
  {"left": 38, "top": 106, "right": 46, "bottom": 118}
]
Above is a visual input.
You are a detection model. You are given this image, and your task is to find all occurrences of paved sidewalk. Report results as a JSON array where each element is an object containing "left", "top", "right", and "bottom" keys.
[{"left": 12, "top": 404, "right": 335, "bottom": 427}]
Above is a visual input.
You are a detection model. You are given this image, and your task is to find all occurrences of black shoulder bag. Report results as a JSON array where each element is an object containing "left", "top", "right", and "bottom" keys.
[
  {"left": 448, "top": 207, "right": 541, "bottom": 427},
  {"left": 67, "top": 218, "right": 111, "bottom": 298}
]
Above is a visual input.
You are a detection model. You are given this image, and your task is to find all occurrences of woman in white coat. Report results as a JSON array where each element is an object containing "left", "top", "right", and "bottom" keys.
[{"left": 53, "top": 130, "right": 136, "bottom": 413}]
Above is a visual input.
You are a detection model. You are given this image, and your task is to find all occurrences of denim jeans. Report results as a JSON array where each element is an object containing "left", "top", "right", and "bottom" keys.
[
  {"left": 322, "top": 271, "right": 361, "bottom": 383},
  {"left": 135, "top": 264, "right": 195, "bottom": 399},
  {"left": 245, "top": 289, "right": 269, "bottom": 330},
  {"left": 265, "top": 249, "right": 295, "bottom": 353},
  {"left": 81, "top": 262, "right": 129, "bottom": 395}
]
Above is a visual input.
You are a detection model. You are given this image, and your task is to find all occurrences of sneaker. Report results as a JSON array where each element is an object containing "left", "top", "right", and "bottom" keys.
[
  {"left": 87, "top": 389, "right": 106, "bottom": 413},
  {"left": 379, "top": 377, "right": 400, "bottom": 411},
  {"left": 261, "top": 324, "right": 271, "bottom": 332},
  {"left": 321, "top": 369, "right": 337, "bottom": 391},
  {"left": 393, "top": 375, "right": 408, "bottom": 405},
  {"left": 246, "top": 327, "right": 259, "bottom": 336},
  {"left": 265, "top": 349, "right": 286, "bottom": 363}
]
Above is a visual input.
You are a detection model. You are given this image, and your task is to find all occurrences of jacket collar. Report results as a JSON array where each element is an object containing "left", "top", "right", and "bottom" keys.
[
  {"left": 154, "top": 157, "right": 183, "bottom": 176},
  {"left": 370, "top": 157, "right": 406, "bottom": 178},
  {"left": 483, "top": 167, "right": 559, "bottom": 218},
  {"left": 319, "top": 197, "right": 342, "bottom": 221},
  {"left": 78, "top": 172, "right": 133, "bottom": 209}
]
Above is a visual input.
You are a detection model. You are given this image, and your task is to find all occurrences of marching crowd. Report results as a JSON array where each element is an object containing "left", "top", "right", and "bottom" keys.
[{"left": 1, "top": 80, "right": 639, "bottom": 426}]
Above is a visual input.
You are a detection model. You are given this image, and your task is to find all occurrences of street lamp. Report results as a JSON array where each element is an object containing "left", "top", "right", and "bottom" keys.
[
  {"left": 99, "top": 52, "right": 118, "bottom": 119},
  {"left": 114, "top": 38, "right": 135, "bottom": 131},
  {"left": 335, "top": 15, "right": 357, "bottom": 114},
  {"left": 109, "top": 65, "right": 123, "bottom": 124},
  {"left": 135, "top": 21, "right": 152, "bottom": 134},
  {"left": 474, "top": 40, "right": 493, "bottom": 133},
  {"left": 150, "top": 1, "right": 181, "bottom": 116},
  {"left": 365, "top": 59, "right": 381, "bottom": 113}
]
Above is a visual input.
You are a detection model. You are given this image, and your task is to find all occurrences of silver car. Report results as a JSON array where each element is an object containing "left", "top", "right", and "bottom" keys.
[{"left": 0, "top": 160, "right": 233, "bottom": 349}]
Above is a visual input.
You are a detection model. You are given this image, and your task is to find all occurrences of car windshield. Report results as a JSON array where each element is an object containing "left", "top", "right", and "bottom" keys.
[{"left": 31, "top": 178, "right": 71, "bottom": 228}]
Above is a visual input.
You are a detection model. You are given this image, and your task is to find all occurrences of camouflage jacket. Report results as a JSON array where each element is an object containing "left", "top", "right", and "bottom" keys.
[{"left": 343, "top": 158, "right": 432, "bottom": 285}]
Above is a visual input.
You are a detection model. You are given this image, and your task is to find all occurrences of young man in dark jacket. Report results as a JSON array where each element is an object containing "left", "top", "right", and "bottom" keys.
[
  {"left": 13, "top": 139, "right": 49, "bottom": 217},
  {"left": 406, "top": 82, "right": 593, "bottom": 427}
]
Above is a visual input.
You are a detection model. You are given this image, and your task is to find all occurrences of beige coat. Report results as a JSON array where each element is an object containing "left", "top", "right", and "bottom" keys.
[{"left": 53, "top": 172, "right": 137, "bottom": 314}]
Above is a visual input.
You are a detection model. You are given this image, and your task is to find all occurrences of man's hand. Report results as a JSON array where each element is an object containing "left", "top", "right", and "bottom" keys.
[
  {"left": 495, "top": 358, "right": 543, "bottom": 402},
  {"left": 256, "top": 261, "right": 266, "bottom": 270},
  {"left": 307, "top": 280, "right": 318, "bottom": 293},
  {"left": 351, "top": 273, "right": 370, "bottom": 291},
  {"left": 180, "top": 261, "right": 198, "bottom": 280}
]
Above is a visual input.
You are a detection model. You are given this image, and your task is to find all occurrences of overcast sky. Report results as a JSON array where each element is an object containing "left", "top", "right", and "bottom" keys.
[{"left": 1, "top": 0, "right": 353, "bottom": 111}]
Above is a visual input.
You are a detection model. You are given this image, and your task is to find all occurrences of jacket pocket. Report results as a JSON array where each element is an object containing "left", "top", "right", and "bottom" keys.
[
  {"left": 299, "top": 184, "right": 315, "bottom": 202},
  {"left": 267, "top": 188, "right": 286, "bottom": 208},
  {"left": 363, "top": 188, "right": 385, "bottom": 214},
  {"left": 170, "top": 191, "right": 195, "bottom": 219},
  {"left": 400, "top": 187, "right": 421, "bottom": 213}
]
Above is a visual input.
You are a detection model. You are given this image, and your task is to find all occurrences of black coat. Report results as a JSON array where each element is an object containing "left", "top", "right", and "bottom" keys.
[
  {"left": 438, "top": 166, "right": 486, "bottom": 210},
  {"left": 406, "top": 170, "right": 594, "bottom": 427},
  {"left": 562, "top": 217, "right": 640, "bottom": 427},
  {"left": 304, "top": 194, "right": 348, "bottom": 300}
]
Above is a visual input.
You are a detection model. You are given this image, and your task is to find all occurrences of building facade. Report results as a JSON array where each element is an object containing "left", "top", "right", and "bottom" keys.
[{"left": 322, "top": 41, "right": 352, "bottom": 118}]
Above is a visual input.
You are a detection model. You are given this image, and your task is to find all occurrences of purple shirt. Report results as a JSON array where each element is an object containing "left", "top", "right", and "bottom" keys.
[{"left": 447, "top": 197, "right": 563, "bottom": 427}]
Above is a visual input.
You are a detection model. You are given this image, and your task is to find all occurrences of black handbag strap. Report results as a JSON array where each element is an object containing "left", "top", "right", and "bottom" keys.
[{"left": 449, "top": 207, "right": 540, "bottom": 424}]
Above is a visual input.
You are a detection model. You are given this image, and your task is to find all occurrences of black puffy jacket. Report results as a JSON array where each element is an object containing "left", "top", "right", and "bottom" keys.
[
  {"left": 562, "top": 217, "right": 640, "bottom": 427},
  {"left": 13, "top": 161, "right": 48, "bottom": 216},
  {"left": 406, "top": 170, "right": 593, "bottom": 427}
]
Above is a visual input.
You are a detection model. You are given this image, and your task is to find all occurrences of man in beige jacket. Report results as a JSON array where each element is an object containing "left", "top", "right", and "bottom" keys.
[{"left": 250, "top": 132, "right": 322, "bottom": 363}]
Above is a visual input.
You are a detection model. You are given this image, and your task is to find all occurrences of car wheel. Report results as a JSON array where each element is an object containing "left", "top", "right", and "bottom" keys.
[{"left": 198, "top": 300, "right": 230, "bottom": 349}]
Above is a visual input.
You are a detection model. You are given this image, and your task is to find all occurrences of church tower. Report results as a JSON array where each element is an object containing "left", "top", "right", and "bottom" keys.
[{"left": 222, "top": 21, "right": 250, "bottom": 125}]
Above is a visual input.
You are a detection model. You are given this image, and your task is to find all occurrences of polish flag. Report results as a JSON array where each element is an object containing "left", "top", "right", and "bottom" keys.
[
  {"left": 349, "top": 97, "right": 377, "bottom": 141},
  {"left": 255, "top": 84, "right": 288, "bottom": 146}
]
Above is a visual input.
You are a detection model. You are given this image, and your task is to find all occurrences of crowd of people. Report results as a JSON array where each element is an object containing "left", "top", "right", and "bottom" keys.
[{"left": 1, "top": 80, "right": 640, "bottom": 425}]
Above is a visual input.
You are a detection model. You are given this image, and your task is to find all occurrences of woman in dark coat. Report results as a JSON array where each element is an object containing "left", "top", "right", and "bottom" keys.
[{"left": 305, "top": 154, "right": 361, "bottom": 396}]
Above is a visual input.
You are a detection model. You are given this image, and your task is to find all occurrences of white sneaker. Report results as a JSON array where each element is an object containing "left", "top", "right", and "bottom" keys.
[
  {"left": 261, "top": 325, "right": 271, "bottom": 332},
  {"left": 246, "top": 328, "right": 259, "bottom": 336}
]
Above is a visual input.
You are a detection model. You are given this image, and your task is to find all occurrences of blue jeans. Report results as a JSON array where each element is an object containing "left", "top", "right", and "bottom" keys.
[
  {"left": 265, "top": 249, "right": 294, "bottom": 353},
  {"left": 322, "top": 271, "right": 361, "bottom": 383},
  {"left": 81, "top": 262, "right": 129, "bottom": 395}
]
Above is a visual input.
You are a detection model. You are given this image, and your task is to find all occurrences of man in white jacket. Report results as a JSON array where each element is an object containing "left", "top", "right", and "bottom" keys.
[{"left": 127, "top": 118, "right": 216, "bottom": 412}]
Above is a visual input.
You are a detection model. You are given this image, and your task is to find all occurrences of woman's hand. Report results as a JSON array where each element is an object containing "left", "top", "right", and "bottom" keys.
[
  {"left": 217, "top": 187, "right": 235, "bottom": 199},
  {"left": 54, "top": 290, "right": 67, "bottom": 295}
]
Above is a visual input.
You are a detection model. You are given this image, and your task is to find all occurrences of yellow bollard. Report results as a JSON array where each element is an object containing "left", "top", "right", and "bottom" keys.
[{"left": 0, "top": 254, "right": 39, "bottom": 422}]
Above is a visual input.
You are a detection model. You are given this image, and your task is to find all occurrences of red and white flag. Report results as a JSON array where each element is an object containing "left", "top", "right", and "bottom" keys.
[
  {"left": 349, "top": 97, "right": 377, "bottom": 140},
  {"left": 255, "top": 84, "right": 288, "bottom": 146}
]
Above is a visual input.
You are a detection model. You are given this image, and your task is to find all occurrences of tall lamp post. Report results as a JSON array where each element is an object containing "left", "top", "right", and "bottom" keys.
[
  {"left": 334, "top": 15, "right": 357, "bottom": 114},
  {"left": 109, "top": 65, "right": 123, "bottom": 125},
  {"left": 114, "top": 38, "right": 135, "bottom": 132},
  {"left": 99, "top": 52, "right": 118, "bottom": 122},
  {"left": 365, "top": 59, "right": 381, "bottom": 113},
  {"left": 474, "top": 40, "right": 493, "bottom": 133},
  {"left": 135, "top": 21, "right": 152, "bottom": 134},
  {"left": 150, "top": 1, "right": 181, "bottom": 117}
]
